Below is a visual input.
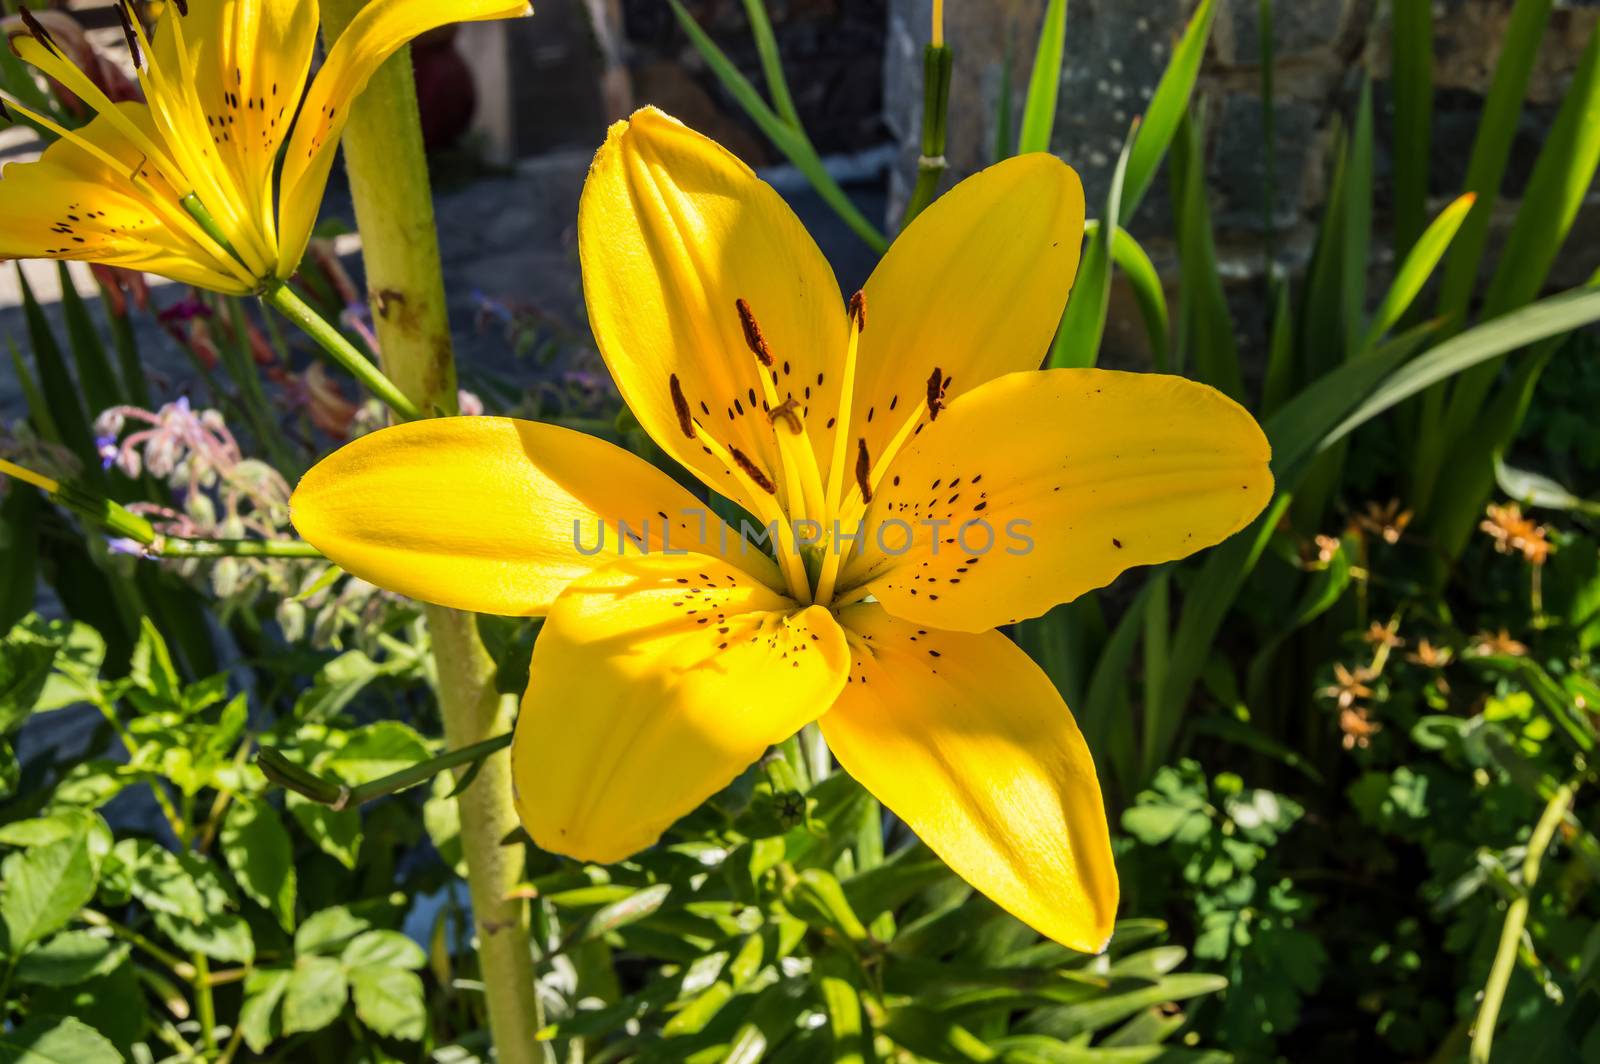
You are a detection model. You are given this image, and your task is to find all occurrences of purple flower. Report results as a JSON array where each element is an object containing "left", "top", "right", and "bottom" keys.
[
  {"left": 96, "top": 435, "right": 119, "bottom": 470},
  {"left": 106, "top": 537, "right": 145, "bottom": 557}
]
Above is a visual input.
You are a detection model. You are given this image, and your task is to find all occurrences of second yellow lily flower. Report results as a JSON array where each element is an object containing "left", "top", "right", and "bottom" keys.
[{"left": 0, "top": 0, "right": 530, "bottom": 293}]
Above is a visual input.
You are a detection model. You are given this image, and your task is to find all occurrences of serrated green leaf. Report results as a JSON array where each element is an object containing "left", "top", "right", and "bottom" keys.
[
  {"left": 282, "top": 955, "right": 348, "bottom": 1035},
  {"left": 239, "top": 967, "right": 292, "bottom": 1053},
  {"left": 295, "top": 904, "right": 373, "bottom": 956},
  {"left": 350, "top": 965, "right": 426, "bottom": 1040},
  {"left": 342, "top": 929, "right": 425, "bottom": 970},
  {"left": 1, "top": 832, "right": 97, "bottom": 954},
  {"left": 0, "top": 1015, "right": 124, "bottom": 1064},
  {"left": 222, "top": 796, "right": 296, "bottom": 930},
  {"left": 13, "top": 930, "right": 128, "bottom": 988}
]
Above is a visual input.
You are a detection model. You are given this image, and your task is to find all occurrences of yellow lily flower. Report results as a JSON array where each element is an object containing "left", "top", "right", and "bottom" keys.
[
  {"left": 290, "top": 108, "right": 1273, "bottom": 952},
  {"left": 0, "top": 0, "right": 530, "bottom": 294}
]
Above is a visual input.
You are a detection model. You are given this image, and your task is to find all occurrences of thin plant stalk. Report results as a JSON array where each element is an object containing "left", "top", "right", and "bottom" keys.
[
  {"left": 260, "top": 281, "right": 423, "bottom": 421},
  {"left": 315, "top": 3, "right": 544, "bottom": 1060},
  {"left": 1469, "top": 779, "right": 1575, "bottom": 1064},
  {"left": 902, "top": 37, "right": 953, "bottom": 229}
]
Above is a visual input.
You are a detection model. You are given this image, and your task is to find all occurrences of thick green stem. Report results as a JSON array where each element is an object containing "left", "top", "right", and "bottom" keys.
[
  {"left": 316, "top": 2, "right": 542, "bottom": 1059},
  {"left": 1469, "top": 780, "right": 1575, "bottom": 1064},
  {"left": 261, "top": 281, "right": 422, "bottom": 421}
]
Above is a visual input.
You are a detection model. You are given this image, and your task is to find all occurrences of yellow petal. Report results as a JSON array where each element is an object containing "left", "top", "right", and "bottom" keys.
[
  {"left": 512, "top": 554, "right": 849, "bottom": 862},
  {"left": 152, "top": 0, "right": 319, "bottom": 257},
  {"left": 822, "top": 604, "right": 1117, "bottom": 952},
  {"left": 290, "top": 416, "right": 782, "bottom": 616},
  {"left": 0, "top": 106, "right": 250, "bottom": 292},
  {"left": 847, "top": 154, "right": 1084, "bottom": 488},
  {"left": 577, "top": 107, "right": 849, "bottom": 519},
  {"left": 841, "top": 369, "right": 1273, "bottom": 632},
  {"left": 277, "top": 0, "right": 532, "bottom": 275}
]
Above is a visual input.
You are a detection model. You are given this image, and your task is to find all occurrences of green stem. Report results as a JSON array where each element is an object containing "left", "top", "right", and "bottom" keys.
[
  {"left": 260, "top": 281, "right": 423, "bottom": 421},
  {"left": 316, "top": 3, "right": 543, "bottom": 1059},
  {"left": 155, "top": 537, "right": 323, "bottom": 559},
  {"left": 258, "top": 733, "right": 512, "bottom": 809},
  {"left": 1469, "top": 780, "right": 1575, "bottom": 1064},
  {"left": 192, "top": 952, "right": 217, "bottom": 1054},
  {"left": 902, "top": 43, "right": 953, "bottom": 229}
]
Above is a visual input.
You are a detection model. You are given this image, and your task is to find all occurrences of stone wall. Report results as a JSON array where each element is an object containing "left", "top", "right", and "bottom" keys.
[{"left": 884, "top": 0, "right": 1600, "bottom": 286}]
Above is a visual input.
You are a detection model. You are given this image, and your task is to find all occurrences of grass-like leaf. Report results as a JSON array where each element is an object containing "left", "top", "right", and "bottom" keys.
[{"left": 1017, "top": 0, "right": 1068, "bottom": 153}]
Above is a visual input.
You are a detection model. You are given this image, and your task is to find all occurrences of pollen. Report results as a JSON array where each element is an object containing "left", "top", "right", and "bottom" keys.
[
  {"left": 735, "top": 298, "right": 774, "bottom": 367},
  {"left": 848, "top": 289, "right": 867, "bottom": 331},
  {"left": 729, "top": 446, "right": 777, "bottom": 494},
  {"left": 926, "top": 367, "right": 948, "bottom": 421},
  {"left": 855, "top": 438, "right": 873, "bottom": 503},
  {"left": 668, "top": 374, "right": 694, "bottom": 439}
]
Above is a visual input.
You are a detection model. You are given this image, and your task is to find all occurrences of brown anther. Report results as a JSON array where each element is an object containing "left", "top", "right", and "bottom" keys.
[
  {"left": 116, "top": 2, "right": 143, "bottom": 68},
  {"left": 174, "top": 0, "right": 189, "bottom": 15},
  {"left": 19, "top": 8, "right": 61, "bottom": 56},
  {"left": 668, "top": 374, "right": 694, "bottom": 439},
  {"left": 926, "top": 367, "right": 948, "bottom": 421},
  {"left": 729, "top": 446, "right": 777, "bottom": 494},
  {"left": 848, "top": 290, "right": 867, "bottom": 331},
  {"left": 767, "top": 397, "right": 803, "bottom": 434},
  {"left": 855, "top": 438, "right": 873, "bottom": 503},
  {"left": 735, "top": 298, "right": 774, "bottom": 367}
]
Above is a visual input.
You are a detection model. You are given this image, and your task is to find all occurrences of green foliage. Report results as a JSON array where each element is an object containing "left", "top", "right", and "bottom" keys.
[{"left": 1122, "top": 762, "right": 1325, "bottom": 1053}]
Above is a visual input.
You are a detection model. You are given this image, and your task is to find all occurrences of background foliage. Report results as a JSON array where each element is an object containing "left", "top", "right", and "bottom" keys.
[{"left": 3, "top": 0, "right": 1600, "bottom": 1061}]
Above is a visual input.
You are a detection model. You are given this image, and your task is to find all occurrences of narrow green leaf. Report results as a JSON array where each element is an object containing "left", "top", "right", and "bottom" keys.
[
  {"left": 1360, "top": 192, "right": 1476, "bottom": 351},
  {"left": 1119, "top": 0, "right": 1220, "bottom": 221},
  {"left": 1139, "top": 571, "right": 1171, "bottom": 782},
  {"left": 55, "top": 263, "right": 123, "bottom": 418},
  {"left": 1440, "top": 20, "right": 1600, "bottom": 442},
  {"left": 667, "top": 0, "right": 887, "bottom": 253},
  {"left": 582, "top": 883, "right": 673, "bottom": 942},
  {"left": 1170, "top": 111, "right": 1243, "bottom": 398},
  {"left": 1017, "top": 0, "right": 1068, "bottom": 153},
  {"left": 16, "top": 268, "right": 95, "bottom": 469},
  {"left": 1259, "top": 271, "right": 1295, "bottom": 414},
  {"left": 818, "top": 954, "right": 870, "bottom": 1064},
  {"left": 1050, "top": 122, "right": 1135, "bottom": 368},
  {"left": 1081, "top": 580, "right": 1158, "bottom": 794},
  {"left": 1436, "top": 0, "right": 1555, "bottom": 321},
  {"left": 1496, "top": 456, "right": 1600, "bottom": 515},
  {"left": 1341, "top": 78, "right": 1374, "bottom": 345},
  {"left": 740, "top": 0, "right": 801, "bottom": 127},
  {"left": 1330, "top": 286, "right": 1600, "bottom": 449},
  {"left": 994, "top": 36, "right": 1016, "bottom": 163},
  {"left": 1392, "top": 0, "right": 1434, "bottom": 257},
  {"left": 1110, "top": 228, "right": 1169, "bottom": 370}
]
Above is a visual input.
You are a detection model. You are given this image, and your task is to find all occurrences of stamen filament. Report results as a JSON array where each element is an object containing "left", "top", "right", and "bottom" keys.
[
  {"left": 837, "top": 396, "right": 930, "bottom": 528},
  {"left": 813, "top": 292, "right": 866, "bottom": 606},
  {"left": 684, "top": 415, "right": 813, "bottom": 605},
  {"left": 738, "top": 298, "right": 824, "bottom": 522}
]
